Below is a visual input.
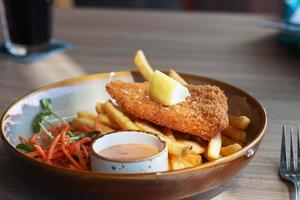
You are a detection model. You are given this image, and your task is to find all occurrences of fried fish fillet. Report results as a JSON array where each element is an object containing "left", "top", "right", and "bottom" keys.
[{"left": 106, "top": 80, "right": 229, "bottom": 140}]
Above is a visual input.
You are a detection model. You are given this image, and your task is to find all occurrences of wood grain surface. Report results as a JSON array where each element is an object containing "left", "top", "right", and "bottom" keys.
[{"left": 0, "top": 8, "right": 300, "bottom": 200}]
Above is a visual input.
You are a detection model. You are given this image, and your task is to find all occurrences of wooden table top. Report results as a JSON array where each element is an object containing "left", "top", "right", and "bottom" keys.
[{"left": 1, "top": 8, "right": 299, "bottom": 200}]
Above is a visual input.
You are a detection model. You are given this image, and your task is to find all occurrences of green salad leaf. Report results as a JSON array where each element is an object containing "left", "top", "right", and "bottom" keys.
[
  {"left": 70, "top": 133, "right": 85, "bottom": 141},
  {"left": 67, "top": 131, "right": 75, "bottom": 137},
  {"left": 40, "top": 98, "right": 52, "bottom": 111},
  {"left": 16, "top": 143, "right": 36, "bottom": 152},
  {"left": 32, "top": 98, "right": 67, "bottom": 133}
]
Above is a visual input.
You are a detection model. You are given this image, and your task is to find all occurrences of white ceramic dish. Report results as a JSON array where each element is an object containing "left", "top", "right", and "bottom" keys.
[{"left": 91, "top": 131, "right": 168, "bottom": 173}]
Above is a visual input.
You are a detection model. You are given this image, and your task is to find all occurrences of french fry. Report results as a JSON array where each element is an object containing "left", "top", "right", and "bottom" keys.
[
  {"left": 170, "top": 155, "right": 184, "bottom": 170},
  {"left": 205, "top": 133, "right": 222, "bottom": 161},
  {"left": 95, "top": 102, "right": 106, "bottom": 114},
  {"left": 77, "top": 117, "right": 95, "bottom": 128},
  {"left": 222, "top": 125, "right": 246, "bottom": 143},
  {"left": 167, "top": 69, "right": 188, "bottom": 86},
  {"left": 178, "top": 139, "right": 205, "bottom": 154},
  {"left": 135, "top": 120, "right": 187, "bottom": 155},
  {"left": 166, "top": 139, "right": 187, "bottom": 156},
  {"left": 183, "top": 154, "right": 202, "bottom": 166},
  {"left": 170, "top": 155, "right": 193, "bottom": 170},
  {"left": 221, "top": 134, "right": 238, "bottom": 147},
  {"left": 135, "top": 120, "right": 162, "bottom": 135},
  {"left": 71, "top": 117, "right": 94, "bottom": 129},
  {"left": 97, "top": 122, "right": 115, "bottom": 134},
  {"left": 168, "top": 158, "right": 173, "bottom": 171},
  {"left": 183, "top": 159, "right": 194, "bottom": 168},
  {"left": 77, "top": 111, "right": 97, "bottom": 121},
  {"left": 220, "top": 143, "right": 242, "bottom": 156},
  {"left": 103, "top": 101, "right": 139, "bottom": 130},
  {"left": 98, "top": 114, "right": 120, "bottom": 129},
  {"left": 134, "top": 50, "right": 154, "bottom": 81},
  {"left": 229, "top": 115, "right": 251, "bottom": 130}
]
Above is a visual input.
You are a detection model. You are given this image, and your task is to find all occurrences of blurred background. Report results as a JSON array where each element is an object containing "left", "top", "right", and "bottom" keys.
[{"left": 55, "top": 0, "right": 283, "bottom": 14}]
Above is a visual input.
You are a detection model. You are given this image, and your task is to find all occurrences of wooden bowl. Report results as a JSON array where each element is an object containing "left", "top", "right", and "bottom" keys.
[{"left": 0, "top": 71, "right": 267, "bottom": 200}]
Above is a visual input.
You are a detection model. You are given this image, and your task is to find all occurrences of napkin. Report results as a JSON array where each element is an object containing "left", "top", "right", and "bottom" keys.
[
  {"left": 263, "top": 0, "right": 300, "bottom": 50},
  {"left": 0, "top": 40, "right": 72, "bottom": 63},
  {"left": 283, "top": 0, "right": 300, "bottom": 23}
]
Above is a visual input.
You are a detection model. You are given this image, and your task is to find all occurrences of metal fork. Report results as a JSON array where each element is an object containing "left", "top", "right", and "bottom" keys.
[{"left": 280, "top": 126, "right": 300, "bottom": 200}]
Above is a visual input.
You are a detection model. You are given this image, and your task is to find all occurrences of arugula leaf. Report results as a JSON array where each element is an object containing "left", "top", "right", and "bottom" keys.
[
  {"left": 32, "top": 114, "right": 44, "bottom": 133},
  {"left": 41, "top": 98, "right": 52, "bottom": 111},
  {"left": 67, "top": 131, "right": 101, "bottom": 141},
  {"left": 16, "top": 143, "right": 36, "bottom": 152},
  {"left": 32, "top": 111, "right": 52, "bottom": 133},
  {"left": 70, "top": 133, "right": 85, "bottom": 141},
  {"left": 67, "top": 131, "right": 75, "bottom": 137},
  {"left": 85, "top": 131, "right": 101, "bottom": 139},
  {"left": 40, "top": 98, "right": 67, "bottom": 124},
  {"left": 32, "top": 98, "right": 67, "bottom": 133}
]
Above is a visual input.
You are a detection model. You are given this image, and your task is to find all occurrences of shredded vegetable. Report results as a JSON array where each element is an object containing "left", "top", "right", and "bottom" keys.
[{"left": 16, "top": 98, "right": 101, "bottom": 171}]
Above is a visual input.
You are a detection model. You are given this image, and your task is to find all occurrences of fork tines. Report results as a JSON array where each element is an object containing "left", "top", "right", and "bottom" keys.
[{"left": 281, "top": 126, "right": 300, "bottom": 171}]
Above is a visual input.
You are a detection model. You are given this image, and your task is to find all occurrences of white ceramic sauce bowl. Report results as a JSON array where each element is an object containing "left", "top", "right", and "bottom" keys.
[{"left": 91, "top": 131, "right": 168, "bottom": 173}]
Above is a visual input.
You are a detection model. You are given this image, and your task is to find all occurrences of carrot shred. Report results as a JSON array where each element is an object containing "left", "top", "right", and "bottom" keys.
[
  {"left": 49, "top": 125, "right": 62, "bottom": 136},
  {"left": 19, "top": 135, "right": 29, "bottom": 144},
  {"left": 75, "top": 143, "right": 87, "bottom": 170},
  {"left": 47, "top": 126, "right": 69, "bottom": 161},
  {"left": 23, "top": 122, "right": 92, "bottom": 170},
  {"left": 54, "top": 125, "right": 70, "bottom": 136},
  {"left": 42, "top": 136, "right": 51, "bottom": 144},
  {"left": 27, "top": 150, "right": 40, "bottom": 158},
  {"left": 61, "top": 130, "right": 82, "bottom": 170},
  {"left": 78, "top": 137, "right": 91, "bottom": 144},
  {"left": 81, "top": 144, "right": 89, "bottom": 158},
  {"left": 36, "top": 157, "right": 43, "bottom": 162},
  {"left": 79, "top": 125, "right": 90, "bottom": 132},
  {"left": 47, "top": 133, "right": 62, "bottom": 160},
  {"left": 68, "top": 164, "right": 77, "bottom": 170},
  {"left": 51, "top": 152, "right": 64, "bottom": 159},
  {"left": 67, "top": 143, "right": 76, "bottom": 153},
  {"left": 33, "top": 144, "right": 47, "bottom": 160},
  {"left": 30, "top": 132, "right": 43, "bottom": 145},
  {"left": 46, "top": 160, "right": 52, "bottom": 165}
]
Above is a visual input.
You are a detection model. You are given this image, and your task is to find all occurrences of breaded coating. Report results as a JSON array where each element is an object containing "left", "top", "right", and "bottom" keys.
[{"left": 106, "top": 80, "right": 229, "bottom": 140}]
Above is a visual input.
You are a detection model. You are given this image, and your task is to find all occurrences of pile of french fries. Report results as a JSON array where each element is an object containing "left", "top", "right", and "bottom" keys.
[{"left": 71, "top": 50, "right": 251, "bottom": 171}]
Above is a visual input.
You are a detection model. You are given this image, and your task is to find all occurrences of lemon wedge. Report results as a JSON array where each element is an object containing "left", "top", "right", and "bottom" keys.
[{"left": 149, "top": 70, "right": 190, "bottom": 106}]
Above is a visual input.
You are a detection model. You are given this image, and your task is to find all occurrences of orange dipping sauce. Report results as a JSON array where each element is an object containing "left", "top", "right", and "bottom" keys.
[{"left": 99, "top": 143, "right": 159, "bottom": 162}]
